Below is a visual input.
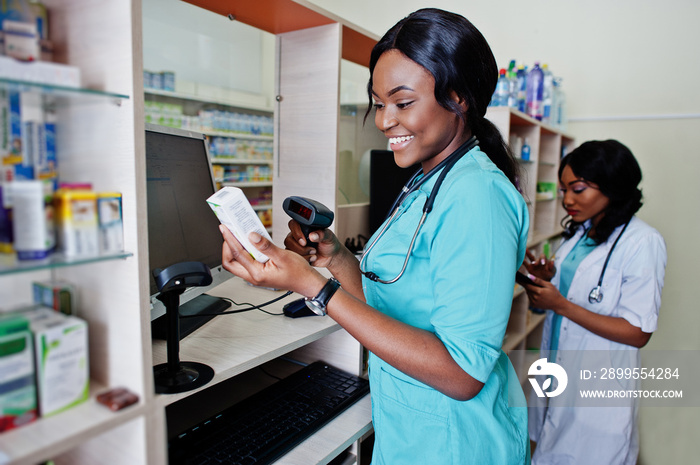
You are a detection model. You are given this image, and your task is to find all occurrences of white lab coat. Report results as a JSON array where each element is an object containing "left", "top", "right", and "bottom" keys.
[{"left": 529, "top": 216, "right": 667, "bottom": 465}]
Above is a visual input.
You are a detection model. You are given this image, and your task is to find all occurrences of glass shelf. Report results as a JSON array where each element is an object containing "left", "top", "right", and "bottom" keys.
[
  {"left": 0, "top": 251, "right": 133, "bottom": 276},
  {"left": 0, "top": 78, "right": 129, "bottom": 106},
  {"left": 211, "top": 158, "right": 274, "bottom": 165}
]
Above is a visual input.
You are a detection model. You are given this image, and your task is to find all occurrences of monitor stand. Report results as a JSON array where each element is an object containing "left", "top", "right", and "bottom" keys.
[{"left": 151, "top": 294, "right": 231, "bottom": 341}]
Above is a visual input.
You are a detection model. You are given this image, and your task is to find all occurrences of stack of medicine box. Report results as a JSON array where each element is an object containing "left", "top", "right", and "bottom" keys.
[{"left": 0, "top": 307, "right": 89, "bottom": 432}]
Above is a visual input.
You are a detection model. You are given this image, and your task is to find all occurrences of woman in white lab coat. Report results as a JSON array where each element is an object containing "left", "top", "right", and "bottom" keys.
[{"left": 522, "top": 140, "right": 667, "bottom": 465}]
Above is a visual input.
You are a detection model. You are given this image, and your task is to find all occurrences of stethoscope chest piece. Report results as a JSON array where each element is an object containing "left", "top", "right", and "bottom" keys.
[
  {"left": 585, "top": 220, "right": 630, "bottom": 305},
  {"left": 588, "top": 286, "right": 603, "bottom": 304}
]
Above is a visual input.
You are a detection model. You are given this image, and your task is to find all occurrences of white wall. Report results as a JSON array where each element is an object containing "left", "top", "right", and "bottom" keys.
[
  {"left": 142, "top": 0, "right": 274, "bottom": 97},
  {"left": 307, "top": 1, "right": 699, "bottom": 463}
]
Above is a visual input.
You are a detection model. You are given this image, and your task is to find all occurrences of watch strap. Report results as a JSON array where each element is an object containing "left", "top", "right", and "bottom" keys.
[{"left": 305, "top": 278, "right": 341, "bottom": 316}]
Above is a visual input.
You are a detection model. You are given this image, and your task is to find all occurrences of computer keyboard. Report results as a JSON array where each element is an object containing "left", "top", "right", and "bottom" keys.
[{"left": 168, "top": 361, "right": 370, "bottom": 465}]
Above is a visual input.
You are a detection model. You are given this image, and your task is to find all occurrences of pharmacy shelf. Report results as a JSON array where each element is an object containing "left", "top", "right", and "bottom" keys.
[
  {"left": 0, "top": 251, "right": 133, "bottom": 277},
  {"left": 205, "top": 129, "right": 273, "bottom": 141},
  {"left": 144, "top": 88, "right": 273, "bottom": 113},
  {"left": 0, "top": 78, "right": 129, "bottom": 106},
  {"left": 0, "top": 382, "right": 144, "bottom": 465},
  {"left": 221, "top": 181, "right": 272, "bottom": 188},
  {"left": 503, "top": 312, "right": 547, "bottom": 353},
  {"left": 486, "top": 105, "right": 573, "bottom": 380},
  {"left": 211, "top": 157, "right": 274, "bottom": 165}
]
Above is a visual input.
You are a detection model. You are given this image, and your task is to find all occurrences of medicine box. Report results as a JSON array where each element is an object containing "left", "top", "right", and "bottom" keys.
[
  {"left": 536, "top": 181, "right": 557, "bottom": 201},
  {"left": 54, "top": 188, "right": 99, "bottom": 257},
  {"left": 96, "top": 192, "right": 124, "bottom": 254},
  {"left": 33, "top": 280, "right": 77, "bottom": 315},
  {"left": 0, "top": 314, "right": 37, "bottom": 432},
  {"left": 0, "top": 55, "right": 81, "bottom": 88},
  {"left": 207, "top": 186, "right": 272, "bottom": 263},
  {"left": 29, "top": 310, "right": 89, "bottom": 417}
]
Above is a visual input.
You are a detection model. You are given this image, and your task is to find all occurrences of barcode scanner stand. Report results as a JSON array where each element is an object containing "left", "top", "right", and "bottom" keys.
[{"left": 152, "top": 261, "right": 215, "bottom": 394}]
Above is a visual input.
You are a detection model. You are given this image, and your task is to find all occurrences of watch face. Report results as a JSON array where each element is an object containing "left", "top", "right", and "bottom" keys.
[{"left": 305, "top": 298, "right": 326, "bottom": 316}]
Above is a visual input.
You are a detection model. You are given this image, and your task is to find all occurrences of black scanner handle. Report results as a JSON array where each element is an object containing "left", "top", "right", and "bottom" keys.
[{"left": 283, "top": 196, "right": 334, "bottom": 248}]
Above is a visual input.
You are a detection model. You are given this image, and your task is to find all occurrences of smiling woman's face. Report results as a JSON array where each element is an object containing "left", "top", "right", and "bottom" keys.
[{"left": 371, "top": 50, "right": 468, "bottom": 173}]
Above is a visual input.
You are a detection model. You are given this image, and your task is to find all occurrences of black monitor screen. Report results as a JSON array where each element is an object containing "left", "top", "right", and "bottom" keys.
[
  {"left": 368, "top": 150, "right": 420, "bottom": 236},
  {"left": 145, "top": 126, "right": 224, "bottom": 296}
]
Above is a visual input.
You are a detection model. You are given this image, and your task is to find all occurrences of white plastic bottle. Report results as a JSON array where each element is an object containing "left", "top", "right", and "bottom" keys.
[
  {"left": 526, "top": 62, "right": 544, "bottom": 121},
  {"left": 541, "top": 64, "right": 554, "bottom": 124},
  {"left": 550, "top": 77, "right": 561, "bottom": 128}
]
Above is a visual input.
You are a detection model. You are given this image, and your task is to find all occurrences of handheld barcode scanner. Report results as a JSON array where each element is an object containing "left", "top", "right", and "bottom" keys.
[{"left": 283, "top": 196, "right": 334, "bottom": 247}]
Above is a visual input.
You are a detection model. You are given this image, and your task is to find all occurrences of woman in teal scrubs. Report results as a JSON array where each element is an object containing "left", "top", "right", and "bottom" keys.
[{"left": 220, "top": 8, "right": 529, "bottom": 464}]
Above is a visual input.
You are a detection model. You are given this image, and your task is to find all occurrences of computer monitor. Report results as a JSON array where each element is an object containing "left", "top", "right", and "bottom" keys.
[
  {"left": 145, "top": 124, "right": 232, "bottom": 323},
  {"left": 368, "top": 150, "right": 420, "bottom": 236}
]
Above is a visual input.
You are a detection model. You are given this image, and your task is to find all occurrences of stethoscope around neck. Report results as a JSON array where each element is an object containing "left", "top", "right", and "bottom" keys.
[
  {"left": 359, "top": 136, "right": 478, "bottom": 284},
  {"left": 587, "top": 220, "right": 630, "bottom": 304}
]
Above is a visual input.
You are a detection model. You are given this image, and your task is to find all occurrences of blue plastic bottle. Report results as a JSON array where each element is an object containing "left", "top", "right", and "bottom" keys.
[
  {"left": 521, "top": 138, "right": 531, "bottom": 161},
  {"left": 493, "top": 68, "right": 510, "bottom": 106},
  {"left": 507, "top": 61, "right": 518, "bottom": 108},
  {"left": 516, "top": 65, "right": 527, "bottom": 113},
  {"left": 526, "top": 62, "right": 544, "bottom": 120}
]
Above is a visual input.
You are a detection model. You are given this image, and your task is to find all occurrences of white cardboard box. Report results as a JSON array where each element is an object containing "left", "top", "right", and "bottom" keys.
[
  {"left": 30, "top": 311, "right": 89, "bottom": 417},
  {"left": 0, "top": 55, "right": 81, "bottom": 88},
  {"left": 207, "top": 186, "right": 272, "bottom": 263}
]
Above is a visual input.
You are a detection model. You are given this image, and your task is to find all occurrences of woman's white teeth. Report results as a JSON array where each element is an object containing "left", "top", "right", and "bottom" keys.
[{"left": 390, "top": 136, "right": 414, "bottom": 145}]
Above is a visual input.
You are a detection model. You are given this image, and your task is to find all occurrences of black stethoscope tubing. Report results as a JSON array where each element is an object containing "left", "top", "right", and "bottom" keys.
[
  {"left": 360, "top": 136, "right": 478, "bottom": 284},
  {"left": 588, "top": 220, "right": 630, "bottom": 304}
]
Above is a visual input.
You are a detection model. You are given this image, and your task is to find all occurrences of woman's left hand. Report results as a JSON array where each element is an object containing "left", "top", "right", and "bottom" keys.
[
  {"left": 522, "top": 274, "right": 568, "bottom": 313},
  {"left": 220, "top": 225, "right": 326, "bottom": 298}
]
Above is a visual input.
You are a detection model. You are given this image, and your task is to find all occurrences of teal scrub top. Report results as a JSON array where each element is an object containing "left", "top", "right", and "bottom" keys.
[
  {"left": 362, "top": 146, "right": 530, "bottom": 465},
  {"left": 549, "top": 233, "right": 597, "bottom": 362}
]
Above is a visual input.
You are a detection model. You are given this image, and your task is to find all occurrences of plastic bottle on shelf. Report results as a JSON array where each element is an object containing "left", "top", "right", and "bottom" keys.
[
  {"left": 493, "top": 68, "right": 510, "bottom": 106},
  {"left": 541, "top": 64, "right": 554, "bottom": 124},
  {"left": 555, "top": 77, "right": 567, "bottom": 129},
  {"left": 521, "top": 138, "right": 531, "bottom": 161},
  {"left": 526, "top": 62, "right": 544, "bottom": 120},
  {"left": 550, "top": 77, "right": 561, "bottom": 127},
  {"left": 516, "top": 65, "right": 527, "bottom": 113},
  {"left": 507, "top": 59, "right": 516, "bottom": 77},
  {"left": 507, "top": 60, "right": 518, "bottom": 108}
]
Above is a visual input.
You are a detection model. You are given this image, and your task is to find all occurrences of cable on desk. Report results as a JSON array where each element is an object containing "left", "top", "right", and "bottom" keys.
[{"left": 180, "top": 290, "right": 294, "bottom": 317}]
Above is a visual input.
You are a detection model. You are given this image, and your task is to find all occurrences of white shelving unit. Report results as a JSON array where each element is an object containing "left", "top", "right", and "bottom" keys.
[
  {"left": 0, "top": 1, "right": 148, "bottom": 463},
  {"left": 144, "top": 88, "right": 275, "bottom": 233},
  {"left": 486, "top": 106, "right": 575, "bottom": 385}
]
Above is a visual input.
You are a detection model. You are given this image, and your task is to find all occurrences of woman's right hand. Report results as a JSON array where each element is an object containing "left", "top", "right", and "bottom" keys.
[
  {"left": 522, "top": 250, "right": 556, "bottom": 281},
  {"left": 283, "top": 219, "right": 343, "bottom": 268}
]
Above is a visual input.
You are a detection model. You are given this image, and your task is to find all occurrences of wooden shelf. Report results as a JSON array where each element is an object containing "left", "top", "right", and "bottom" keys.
[
  {"left": 205, "top": 130, "right": 273, "bottom": 141},
  {"left": 152, "top": 278, "right": 344, "bottom": 408},
  {"left": 503, "top": 312, "right": 547, "bottom": 353},
  {"left": 212, "top": 157, "right": 274, "bottom": 165},
  {"left": 145, "top": 88, "right": 273, "bottom": 113},
  {"left": 486, "top": 106, "right": 572, "bottom": 379},
  {"left": 0, "top": 382, "right": 144, "bottom": 465}
]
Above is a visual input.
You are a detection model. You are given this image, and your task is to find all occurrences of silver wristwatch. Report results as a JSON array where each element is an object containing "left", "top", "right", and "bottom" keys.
[{"left": 304, "top": 278, "right": 341, "bottom": 316}]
